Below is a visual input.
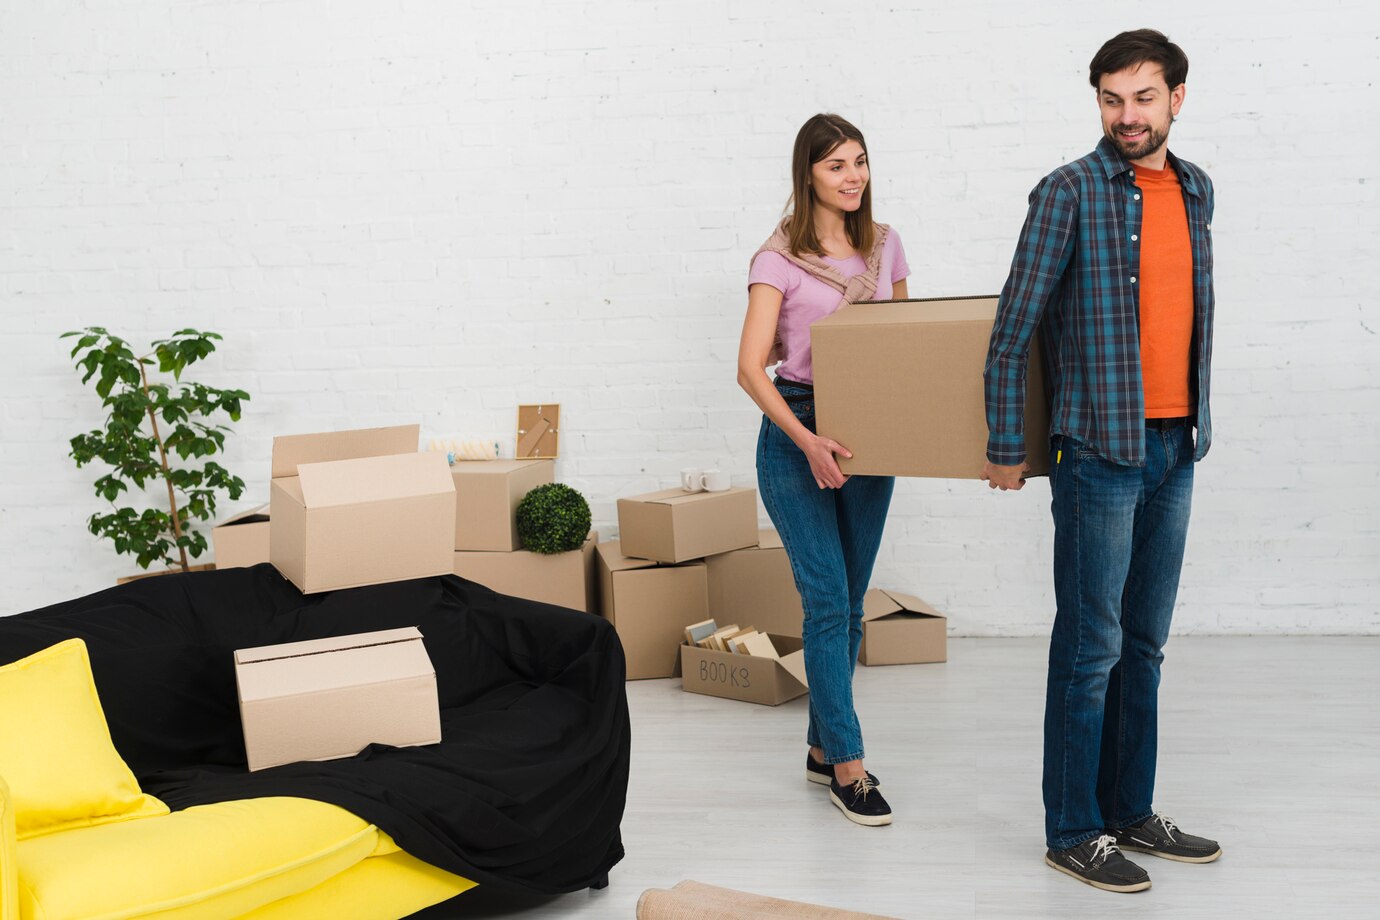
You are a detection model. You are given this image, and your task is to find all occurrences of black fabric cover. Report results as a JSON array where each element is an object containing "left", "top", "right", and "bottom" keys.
[{"left": 0, "top": 564, "right": 628, "bottom": 894}]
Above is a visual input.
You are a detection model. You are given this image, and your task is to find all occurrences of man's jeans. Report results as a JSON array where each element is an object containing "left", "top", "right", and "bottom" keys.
[
  {"left": 1044, "top": 423, "right": 1195, "bottom": 850},
  {"left": 756, "top": 382, "right": 893, "bottom": 764}
]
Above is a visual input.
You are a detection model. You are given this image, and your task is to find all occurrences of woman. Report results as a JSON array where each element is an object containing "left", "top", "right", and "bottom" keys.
[{"left": 737, "top": 113, "right": 909, "bottom": 827}]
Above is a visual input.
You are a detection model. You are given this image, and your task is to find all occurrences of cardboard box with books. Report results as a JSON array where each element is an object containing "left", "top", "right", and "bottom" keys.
[
  {"left": 858, "top": 588, "right": 948, "bottom": 666},
  {"left": 269, "top": 424, "right": 456, "bottom": 594},
  {"left": 811, "top": 295, "right": 1050, "bottom": 479},
  {"left": 453, "top": 531, "right": 599, "bottom": 612},
  {"left": 234, "top": 626, "right": 442, "bottom": 772},
  {"left": 596, "top": 541, "right": 708, "bottom": 680},
  {"left": 615, "top": 487, "right": 758, "bottom": 563},
  {"left": 679, "top": 617, "right": 808, "bottom": 706}
]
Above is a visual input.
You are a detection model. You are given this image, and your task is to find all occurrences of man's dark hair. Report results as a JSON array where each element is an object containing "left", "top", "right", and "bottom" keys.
[{"left": 1089, "top": 29, "right": 1188, "bottom": 90}]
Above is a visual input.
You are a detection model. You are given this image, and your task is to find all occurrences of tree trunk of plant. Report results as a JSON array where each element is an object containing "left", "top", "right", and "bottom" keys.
[{"left": 139, "top": 359, "right": 190, "bottom": 572}]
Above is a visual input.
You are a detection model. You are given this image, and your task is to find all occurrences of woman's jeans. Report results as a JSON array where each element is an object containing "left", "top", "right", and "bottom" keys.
[
  {"left": 756, "top": 382, "right": 893, "bottom": 765},
  {"left": 1043, "top": 424, "right": 1195, "bottom": 850}
]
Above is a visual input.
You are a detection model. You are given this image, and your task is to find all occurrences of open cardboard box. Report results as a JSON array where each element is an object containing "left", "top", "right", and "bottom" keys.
[
  {"left": 858, "top": 588, "right": 948, "bottom": 666},
  {"left": 812, "top": 296, "right": 1050, "bottom": 478},
  {"left": 234, "top": 626, "right": 442, "bottom": 772},
  {"left": 211, "top": 503, "right": 270, "bottom": 569},
  {"left": 269, "top": 424, "right": 456, "bottom": 594},
  {"left": 616, "top": 487, "right": 759, "bottom": 564},
  {"left": 680, "top": 633, "right": 808, "bottom": 705},
  {"left": 596, "top": 540, "right": 708, "bottom": 680},
  {"left": 453, "top": 531, "right": 598, "bottom": 612}
]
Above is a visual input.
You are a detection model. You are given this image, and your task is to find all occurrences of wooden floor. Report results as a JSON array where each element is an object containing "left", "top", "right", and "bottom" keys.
[{"left": 417, "top": 637, "right": 1380, "bottom": 919}]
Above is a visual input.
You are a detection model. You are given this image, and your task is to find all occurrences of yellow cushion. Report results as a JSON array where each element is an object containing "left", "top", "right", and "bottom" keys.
[
  {"left": 17, "top": 797, "right": 380, "bottom": 920},
  {"left": 0, "top": 639, "right": 167, "bottom": 840},
  {"left": 241, "top": 843, "right": 478, "bottom": 920}
]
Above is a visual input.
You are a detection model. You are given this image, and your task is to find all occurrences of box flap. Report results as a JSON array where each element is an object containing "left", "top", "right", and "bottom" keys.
[
  {"left": 812, "top": 296, "right": 999, "bottom": 330},
  {"left": 215, "top": 503, "right": 270, "bottom": 528},
  {"left": 625, "top": 486, "right": 752, "bottom": 506},
  {"left": 777, "top": 648, "right": 809, "bottom": 688},
  {"left": 860, "top": 587, "right": 903, "bottom": 623},
  {"left": 271, "top": 424, "right": 421, "bottom": 480},
  {"left": 757, "top": 529, "right": 782, "bottom": 551},
  {"left": 236, "top": 626, "right": 424, "bottom": 665},
  {"left": 296, "top": 451, "right": 454, "bottom": 509},
  {"left": 877, "top": 588, "right": 945, "bottom": 618}
]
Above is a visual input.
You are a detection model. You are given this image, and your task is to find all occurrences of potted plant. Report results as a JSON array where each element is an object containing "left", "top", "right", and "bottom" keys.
[
  {"left": 63, "top": 327, "right": 250, "bottom": 577},
  {"left": 516, "top": 483, "right": 592, "bottom": 554}
]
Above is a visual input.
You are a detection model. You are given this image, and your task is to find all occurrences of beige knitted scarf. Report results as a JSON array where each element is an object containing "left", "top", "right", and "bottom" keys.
[{"left": 750, "top": 217, "right": 891, "bottom": 366}]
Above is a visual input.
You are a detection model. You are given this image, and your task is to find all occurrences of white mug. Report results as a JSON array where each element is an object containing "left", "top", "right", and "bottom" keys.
[
  {"left": 680, "top": 467, "right": 705, "bottom": 492},
  {"left": 701, "top": 470, "right": 731, "bottom": 492}
]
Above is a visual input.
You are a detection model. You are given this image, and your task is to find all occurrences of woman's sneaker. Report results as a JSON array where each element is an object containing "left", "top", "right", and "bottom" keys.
[
  {"left": 805, "top": 753, "right": 878, "bottom": 788},
  {"left": 1112, "top": 814, "right": 1222, "bottom": 863},
  {"left": 1045, "top": 835, "right": 1151, "bottom": 893},
  {"left": 828, "top": 775, "right": 892, "bottom": 826}
]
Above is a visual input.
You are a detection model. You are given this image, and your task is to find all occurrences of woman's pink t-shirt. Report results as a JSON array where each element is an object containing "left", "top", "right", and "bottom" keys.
[{"left": 748, "top": 230, "right": 910, "bottom": 384}]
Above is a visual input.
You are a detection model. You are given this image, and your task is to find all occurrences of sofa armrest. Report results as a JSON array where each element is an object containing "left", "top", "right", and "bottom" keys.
[
  {"left": 0, "top": 774, "right": 16, "bottom": 920},
  {"left": 0, "top": 774, "right": 15, "bottom": 920}
]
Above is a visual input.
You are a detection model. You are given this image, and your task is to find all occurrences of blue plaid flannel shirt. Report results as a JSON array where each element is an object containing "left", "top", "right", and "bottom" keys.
[{"left": 984, "top": 136, "right": 1216, "bottom": 468}]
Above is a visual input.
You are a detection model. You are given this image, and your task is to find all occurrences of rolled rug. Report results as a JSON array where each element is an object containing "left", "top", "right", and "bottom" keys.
[{"left": 636, "top": 880, "right": 900, "bottom": 920}]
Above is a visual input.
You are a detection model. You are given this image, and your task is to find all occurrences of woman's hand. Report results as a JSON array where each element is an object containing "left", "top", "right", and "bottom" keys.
[{"left": 799, "top": 432, "right": 852, "bottom": 489}]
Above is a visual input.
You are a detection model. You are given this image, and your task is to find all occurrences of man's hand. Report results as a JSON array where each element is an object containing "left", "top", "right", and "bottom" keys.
[{"left": 982, "top": 460, "right": 1029, "bottom": 491}]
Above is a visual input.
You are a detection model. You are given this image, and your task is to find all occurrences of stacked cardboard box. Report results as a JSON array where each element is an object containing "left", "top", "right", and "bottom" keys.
[
  {"left": 447, "top": 459, "right": 600, "bottom": 613},
  {"left": 607, "top": 486, "right": 812, "bottom": 682}
]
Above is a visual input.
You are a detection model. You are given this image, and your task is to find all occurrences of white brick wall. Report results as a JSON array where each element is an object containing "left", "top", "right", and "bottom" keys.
[{"left": 2, "top": 1, "right": 1376, "bottom": 633}]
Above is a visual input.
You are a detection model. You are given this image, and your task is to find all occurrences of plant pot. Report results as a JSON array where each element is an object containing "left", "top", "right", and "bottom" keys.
[{"left": 116, "top": 563, "right": 216, "bottom": 585}]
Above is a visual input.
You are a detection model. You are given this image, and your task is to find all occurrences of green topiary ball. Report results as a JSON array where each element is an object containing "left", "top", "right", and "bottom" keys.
[{"left": 516, "top": 483, "right": 592, "bottom": 555}]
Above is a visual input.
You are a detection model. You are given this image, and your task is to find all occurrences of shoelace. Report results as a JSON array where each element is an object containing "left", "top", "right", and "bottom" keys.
[
  {"left": 1088, "top": 834, "right": 1121, "bottom": 867},
  {"left": 1149, "top": 813, "right": 1179, "bottom": 842},
  {"left": 849, "top": 776, "right": 878, "bottom": 801}
]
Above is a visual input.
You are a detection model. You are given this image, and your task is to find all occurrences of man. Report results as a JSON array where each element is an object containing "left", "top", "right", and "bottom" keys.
[{"left": 982, "top": 29, "right": 1222, "bottom": 893}]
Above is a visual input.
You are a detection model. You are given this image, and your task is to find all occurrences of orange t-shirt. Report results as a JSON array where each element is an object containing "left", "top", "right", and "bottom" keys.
[{"left": 1133, "top": 163, "right": 1195, "bottom": 418}]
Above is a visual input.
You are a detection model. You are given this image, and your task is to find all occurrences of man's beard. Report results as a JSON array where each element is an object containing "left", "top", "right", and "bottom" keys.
[{"left": 1108, "top": 119, "right": 1170, "bottom": 161}]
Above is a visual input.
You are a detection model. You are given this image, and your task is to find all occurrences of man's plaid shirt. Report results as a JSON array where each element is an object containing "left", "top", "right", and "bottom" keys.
[{"left": 984, "top": 136, "right": 1216, "bottom": 468}]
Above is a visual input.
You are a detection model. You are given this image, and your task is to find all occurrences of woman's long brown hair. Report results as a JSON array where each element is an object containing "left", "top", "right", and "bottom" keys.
[{"left": 783, "top": 113, "right": 874, "bottom": 257}]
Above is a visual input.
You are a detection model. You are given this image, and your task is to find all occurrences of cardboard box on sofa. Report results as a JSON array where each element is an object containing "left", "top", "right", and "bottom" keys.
[
  {"left": 596, "top": 540, "right": 708, "bottom": 680},
  {"left": 858, "top": 588, "right": 948, "bottom": 666},
  {"left": 615, "top": 487, "right": 758, "bottom": 564},
  {"left": 680, "top": 634, "right": 808, "bottom": 705},
  {"left": 453, "top": 531, "right": 599, "bottom": 612},
  {"left": 451, "top": 458, "right": 554, "bottom": 551},
  {"left": 812, "top": 296, "right": 1050, "bottom": 479},
  {"left": 269, "top": 424, "right": 456, "bottom": 594},
  {"left": 704, "top": 529, "right": 804, "bottom": 638},
  {"left": 234, "top": 626, "right": 442, "bottom": 772},
  {"left": 211, "top": 503, "right": 270, "bottom": 569}
]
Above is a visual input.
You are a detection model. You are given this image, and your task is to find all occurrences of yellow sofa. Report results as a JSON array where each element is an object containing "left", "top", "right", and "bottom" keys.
[{"left": 0, "top": 778, "right": 475, "bottom": 919}]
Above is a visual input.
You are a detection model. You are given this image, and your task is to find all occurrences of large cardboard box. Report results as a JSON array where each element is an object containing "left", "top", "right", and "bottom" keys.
[
  {"left": 616, "top": 487, "right": 758, "bottom": 564},
  {"left": 704, "top": 529, "right": 804, "bottom": 638},
  {"left": 596, "top": 541, "right": 708, "bottom": 680},
  {"left": 451, "top": 459, "right": 554, "bottom": 551},
  {"left": 858, "top": 589, "right": 948, "bottom": 666},
  {"left": 211, "top": 504, "right": 270, "bottom": 569},
  {"left": 812, "top": 296, "right": 1051, "bottom": 479},
  {"left": 680, "top": 634, "right": 808, "bottom": 705},
  {"left": 269, "top": 424, "right": 456, "bottom": 594},
  {"left": 453, "top": 532, "right": 599, "bottom": 612},
  {"left": 234, "top": 626, "right": 442, "bottom": 772}
]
